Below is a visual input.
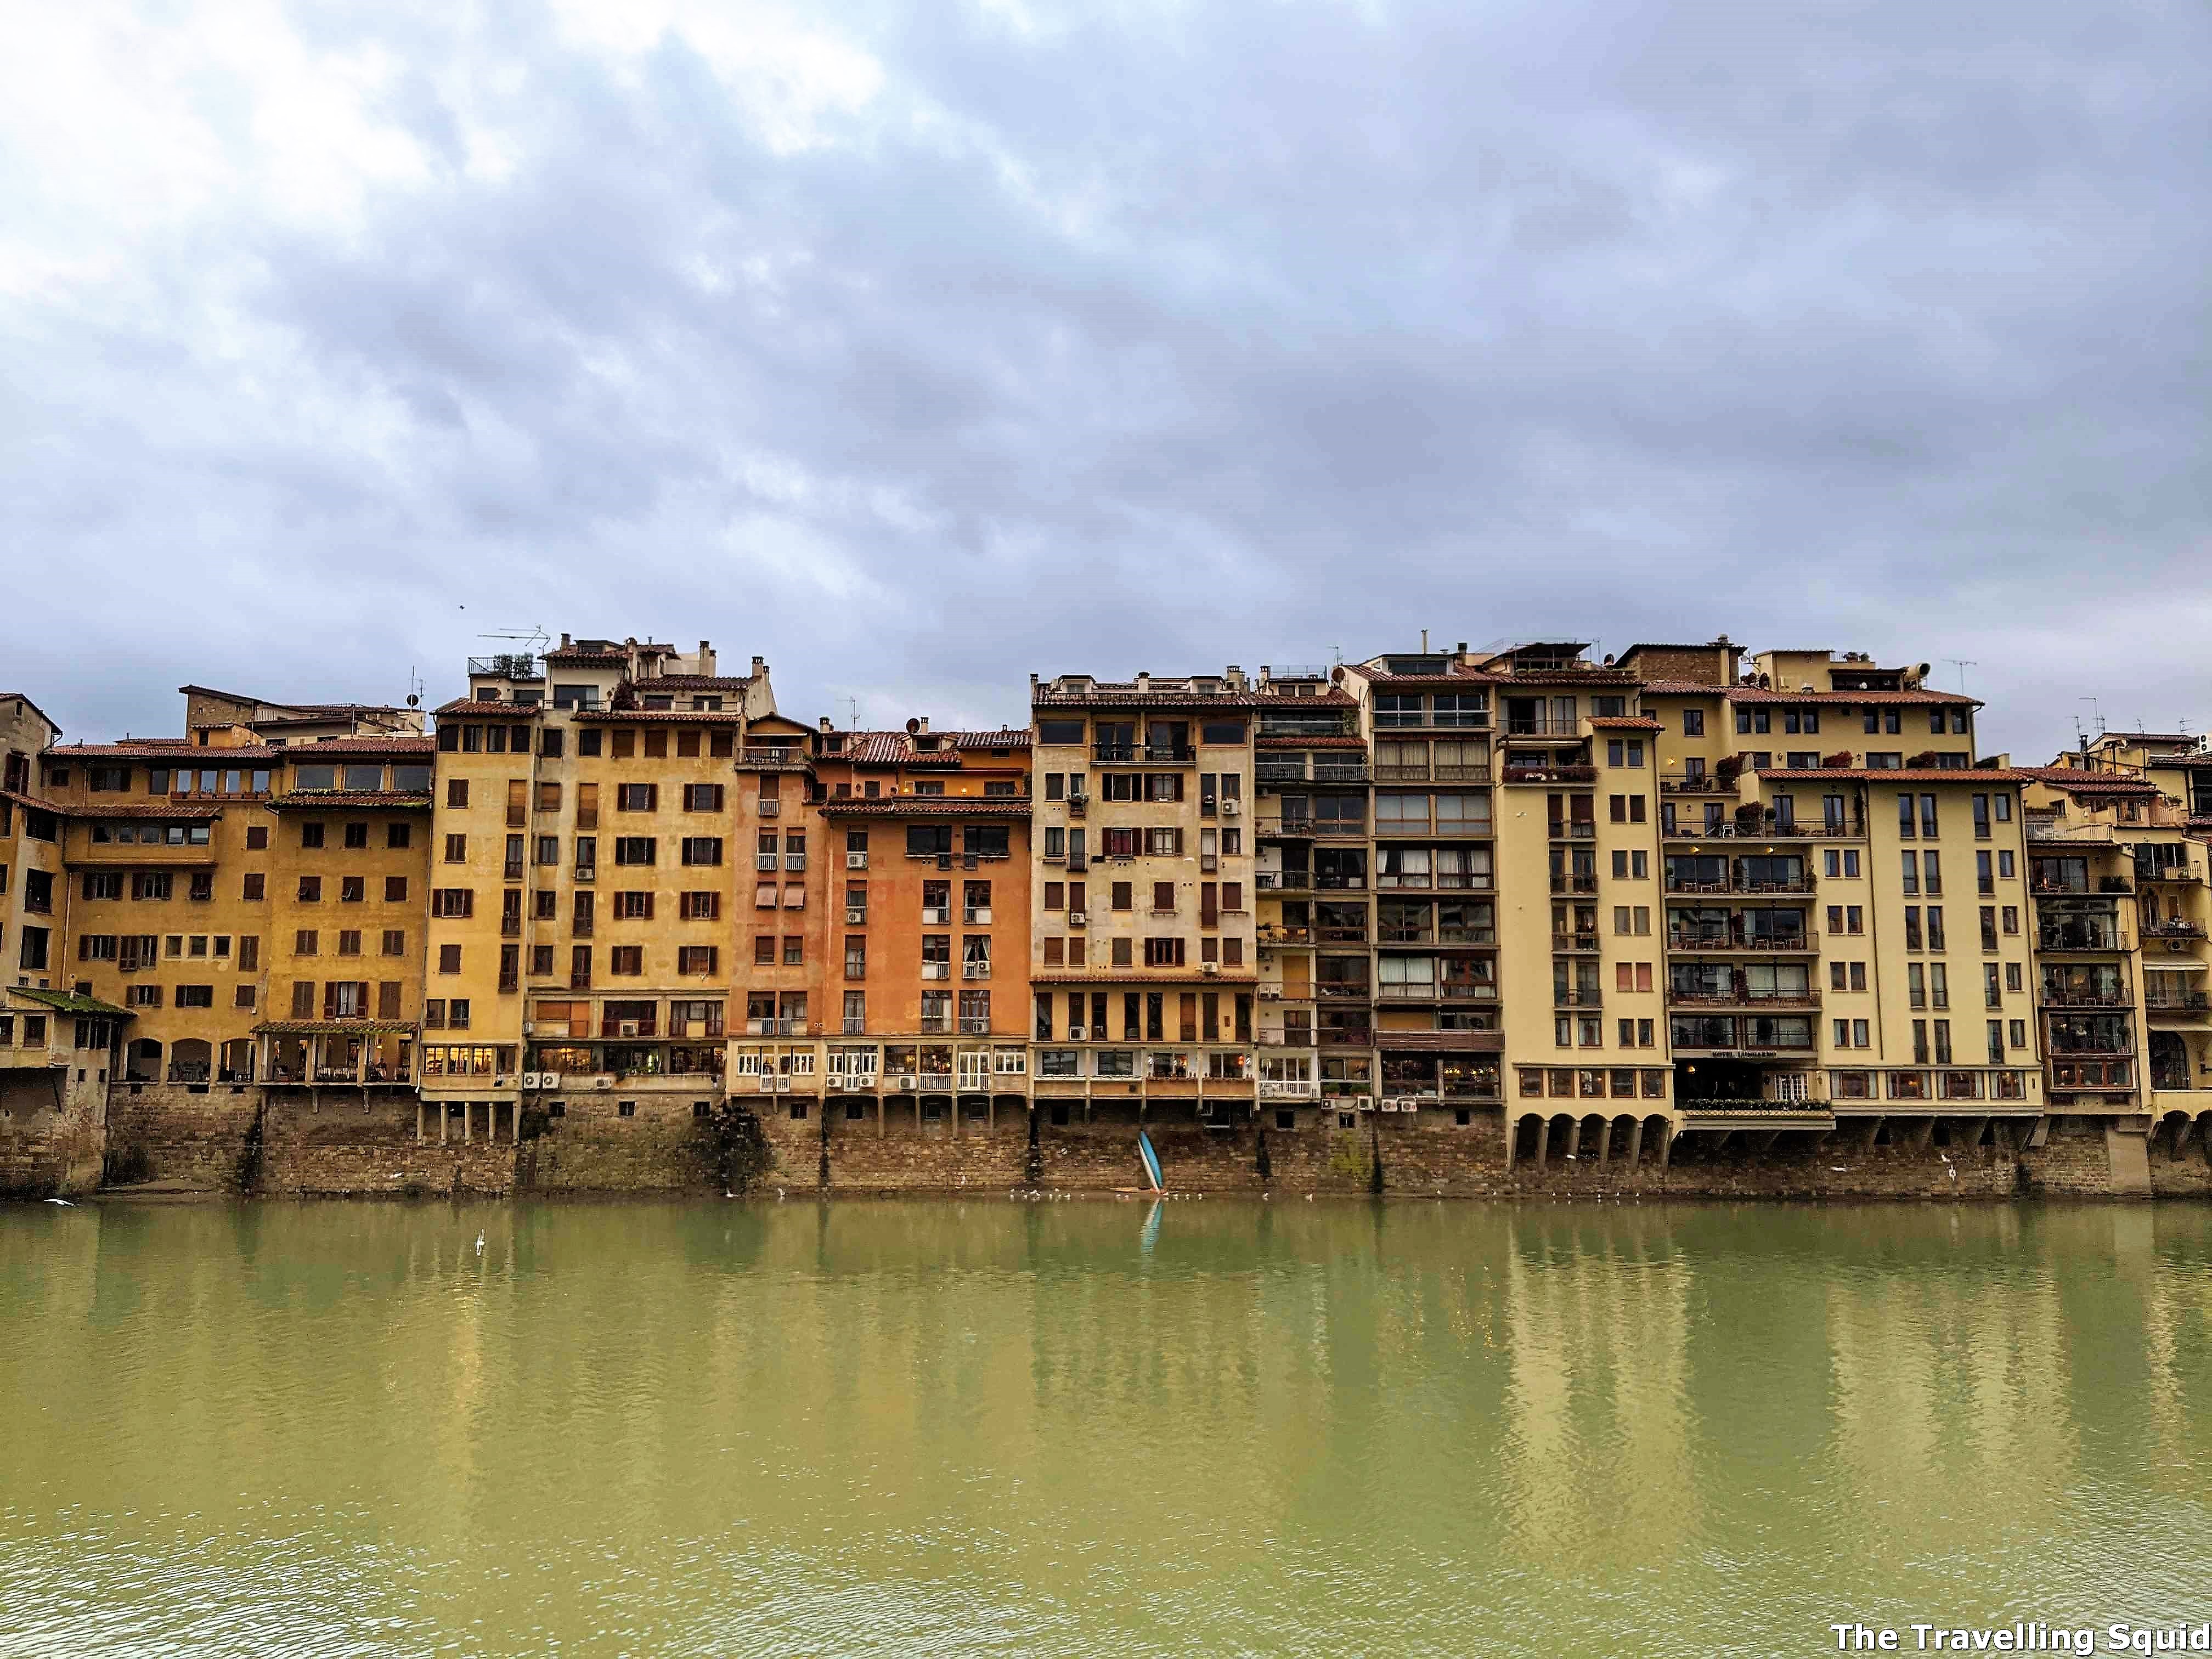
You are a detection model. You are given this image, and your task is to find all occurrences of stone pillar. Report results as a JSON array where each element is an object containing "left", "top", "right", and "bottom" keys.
[
  {"left": 415, "top": 1102, "right": 424, "bottom": 1144},
  {"left": 1627, "top": 1118, "right": 1645, "bottom": 1168}
]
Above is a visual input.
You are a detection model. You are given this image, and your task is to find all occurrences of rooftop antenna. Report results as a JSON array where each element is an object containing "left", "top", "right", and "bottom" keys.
[
  {"left": 843, "top": 696, "right": 860, "bottom": 730},
  {"left": 1944, "top": 658, "right": 1977, "bottom": 695},
  {"left": 2079, "top": 696, "right": 2104, "bottom": 736},
  {"left": 478, "top": 624, "right": 552, "bottom": 654},
  {"left": 404, "top": 667, "right": 424, "bottom": 710}
]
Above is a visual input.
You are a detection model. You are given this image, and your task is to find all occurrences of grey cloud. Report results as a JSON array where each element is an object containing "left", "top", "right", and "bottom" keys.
[{"left": 1, "top": 0, "right": 2206, "bottom": 754}]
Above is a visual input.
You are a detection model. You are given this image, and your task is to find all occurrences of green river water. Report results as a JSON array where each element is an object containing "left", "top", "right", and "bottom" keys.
[{"left": 5, "top": 1197, "right": 2212, "bottom": 1657}]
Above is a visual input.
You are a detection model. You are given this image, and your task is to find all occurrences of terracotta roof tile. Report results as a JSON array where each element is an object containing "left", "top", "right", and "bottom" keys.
[
  {"left": 284, "top": 735, "right": 437, "bottom": 756},
  {"left": 268, "top": 791, "right": 435, "bottom": 811},
  {"left": 2015, "top": 768, "right": 2162, "bottom": 794},
  {"left": 1257, "top": 735, "right": 1369, "bottom": 750},
  {"left": 814, "top": 797, "right": 1031, "bottom": 817},
  {"left": 1751, "top": 768, "right": 2025, "bottom": 783},
  {"left": 433, "top": 698, "right": 539, "bottom": 718},
  {"left": 1635, "top": 681, "right": 1729, "bottom": 697},
  {"left": 53, "top": 740, "right": 280, "bottom": 762},
  {"left": 1587, "top": 716, "right": 1663, "bottom": 731},
  {"left": 253, "top": 1019, "right": 419, "bottom": 1035},
  {"left": 644, "top": 674, "right": 754, "bottom": 690},
  {"left": 1726, "top": 688, "right": 1977, "bottom": 706},
  {"left": 575, "top": 709, "right": 742, "bottom": 724},
  {"left": 75, "top": 802, "right": 227, "bottom": 820}
]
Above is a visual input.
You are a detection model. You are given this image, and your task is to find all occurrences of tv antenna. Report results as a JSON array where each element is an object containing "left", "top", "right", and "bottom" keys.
[
  {"left": 404, "top": 667, "right": 424, "bottom": 710},
  {"left": 2079, "top": 696, "right": 2104, "bottom": 736},
  {"left": 478, "top": 624, "right": 551, "bottom": 653},
  {"left": 1944, "top": 658, "right": 1977, "bottom": 695},
  {"left": 843, "top": 696, "right": 860, "bottom": 730}
]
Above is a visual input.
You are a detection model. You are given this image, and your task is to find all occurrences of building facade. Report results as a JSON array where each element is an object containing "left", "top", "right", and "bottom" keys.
[{"left": 8, "top": 633, "right": 2212, "bottom": 1198}]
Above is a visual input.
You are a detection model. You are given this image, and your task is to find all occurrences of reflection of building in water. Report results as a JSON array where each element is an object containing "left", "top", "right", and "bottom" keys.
[
  {"left": 1823, "top": 1217, "right": 2078, "bottom": 1537},
  {"left": 1498, "top": 1211, "right": 1696, "bottom": 1559}
]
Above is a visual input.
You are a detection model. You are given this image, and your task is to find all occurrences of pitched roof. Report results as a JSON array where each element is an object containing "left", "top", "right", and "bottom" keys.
[
  {"left": 2015, "top": 767, "right": 2162, "bottom": 795},
  {"left": 284, "top": 735, "right": 437, "bottom": 757},
  {"left": 432, "top": 698, "right": 538, "bottom": 718},
  {"left": 814, "top": 797, "right": 1031, "bottom": 817},
  {"left": 541, "top": 647, "right": 629, "bottom": 665},
  {"left": 1587, "top": 716, "right": 1663, "bottom": 731},
  {"left": 1726, "top": 688, "right": 1977, "bottom": 706},
  {"left": 176, "top": 685, "right": 407, "bottom": 716},
  {"left": 840, "top": 732, "right": 964, "bottom": 767},
  {"left": 1751, "top": 768, "right": 2025, "bottom": 783},
  {"left": 52, "top": 740, "right": 279, "bottom": 762},
  {"left": 268, "top": 791, "right": 435, "bottom": 811},
  {"left": 12, "top": 986, "right": 132, "bottom": 1018},
  {"left": 641, "top": 674, "right": 754, "bottom": 691},
  {"left": 1635, "top": 680, "right": 1729, "bottom": 697},
  {"left": 0, "top": 692, "right": 61, "bottom": 737},
  {"left": 74, "top": 802, "right": 227, "bottom": 820},
  {"left": 574, "top": 709, "right": 742, "bottom": 724}
]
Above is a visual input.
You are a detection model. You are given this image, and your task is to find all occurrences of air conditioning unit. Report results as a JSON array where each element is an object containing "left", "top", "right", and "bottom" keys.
[
  {"left": 539, "top": 1074, "right": 561, "bottom": 1091},
  {"left": 2170, "top": 941, "right": 2190, "bottom": 953},
  {"left": 1202, "top": 962, "right": 1219, "bottom": 975},
  {"left": 1068, "top": 911, "right": 1087, "bottom": 926},
  {"left": 618, "top": 1020, "right": 640, "bottom": 1037},
  {"left": 896, "top": 1074, "right": 919, "bottom": 1091},
  {"left": 846, "top": 852, "right": 867, "bottom": 868},
  {"left": 1220, "top": 799, "right": 1241, "bottom": 816},
  {"left": 775, "top": 1076, "right": 793, "bottom": 1092},
  {"left": 594, "top": 1076, "right": 613, "bottom": 1089},
  {"left": 757, "top": 1076, "right": 778, "bottom": 1093},
  {"left": 521, "top": 1071, "right": 543, "bottom": 1089},
  {"left": 1259, "top": 989, "right": 1282, "bottom": 1001},
  {"left": 922, "top": 962, "right": 949, "bottom": 979},
  {"left": 1068, "top": 1026, "right": 1088, "bottom": 1040},
  {"left": 846, "top": 909, "right": 867, "bottom": 924},
  {"left": 521, "top": 1020, "right": 536, "bottom": 1036}
]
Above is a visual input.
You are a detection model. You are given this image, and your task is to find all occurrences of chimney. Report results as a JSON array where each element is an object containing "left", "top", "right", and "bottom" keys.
[
  {"left": 751, "top": 656, "right": 765, "bottom": 678},
  {"left": 560, "top": 633, "right": 571, "bottom": 648},
  {"left": 917, "top": 716, "right": 930, "bottom": 734},
  {"left": 819, "top": 715, "right": 832, "bottom": 733},
  {"left": 1136, "top": 672, "right": 1150, "bottom": 693}
]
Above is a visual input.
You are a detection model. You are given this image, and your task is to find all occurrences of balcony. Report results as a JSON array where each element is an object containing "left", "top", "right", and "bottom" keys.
[
  {"left": 2038, "top": 932, "right": 2131, "bottom": 954},
  {"left": 500, "top": 916, "right": 521, "bottom": 938},
  {"left": 1554, "top": 989, "right": 1604, "bottom": 1008},
  {"left": 1667, "top": 930, "right": 1819, "bottom": 953},
  {"left": 2149, "top": 993, "right": 2212, "bottom": 1015},
  {"left": 2145, "top": 920, "right": 2208, "bottom": 940},
  {"left": 1503, "top": 716, "right": 1582, "bottom": 737},
  {"left": 1503, "top": 764, "right": 1596, "bottom": 784},
  {"left": 1667, "top": 990, "right": 1823, "bottom": 1009},
  {"left": 1317, "top": 1028, "right": 1374, "bottom": 1047},
  {"left": 1257, "top": 761, "right": 1310, "bottom": 783},
  {"left": 1547, "top": 821, "right": 1597, "bottom": 840},
  {"left": 1317, "top": 983, "right": 1372, "bottom": 1001},
  {"left": 747, "top": 1018, "right": 808, "bottom": 1036},
  {"left": 469, "top": 654, "right": 543, "bottom": 681},
  {"left": 1551, "top": 933, "right": 1601, "bottom": 953},
  {"left": 2039, "top": 989, "right": 2130, "bottom": 1008},
  {"left": 1372, "top": 764, "right": 1429, "bottom": 782},
  {"left": 1549, "top": 874, "right": 1598, "bottom": 895},
  {"left": 1258, "top": 923, "right": 1314, "bottom": 945},
  {"left": 1660, "top": 774, "right": 1735, "bottom": 795}
]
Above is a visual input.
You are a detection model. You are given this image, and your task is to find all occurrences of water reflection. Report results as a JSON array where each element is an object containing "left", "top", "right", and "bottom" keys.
[{"left": 4, "top": 1199, "right": 2212, "bottom": 1657}]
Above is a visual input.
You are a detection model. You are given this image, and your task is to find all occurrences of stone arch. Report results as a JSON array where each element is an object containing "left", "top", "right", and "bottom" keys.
[
  {"left": 125, "top": 1037, "right": 162, "bottom": 1083},
  {"left": 169, "top": 1038, "right": 212, "bottom": 1084}
]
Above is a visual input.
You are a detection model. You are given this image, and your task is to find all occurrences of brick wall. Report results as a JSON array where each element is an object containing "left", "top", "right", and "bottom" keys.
[{"left": 106, "top": 1082, "right": 261, "bottom": 1188}]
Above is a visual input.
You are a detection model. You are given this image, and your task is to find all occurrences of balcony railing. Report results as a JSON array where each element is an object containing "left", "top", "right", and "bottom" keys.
[
  {"left": 1554, "top": 989, "right": 1604, "bottom": 1008},
  {"left": 1547, "top": 822, "right": 1597, "bottom": 839},
  {"left": 1668, "top": 930, "right": 1819, "bottom": 952},
  {"left": 2149, "top": 992, "right": 2212, "bottom": 1013},
  {"left": 469, "top": 654, "right": 543, "bottom": 680},
  {"left": 2040, "top": 989, "right": 2130, "bottom": 1008},
  {"left": 1667, "top": 990, "right": 1823, "bottom": 1008},
  {"left": 1551, "top": 933, "right": 1601, "bottom": 952},
  {"left": 1257, "top": 871, "right": 1313, "bottom": 892},
  {"left": 1660, "top": 774, "right": 1734, "bottom": 795},
  {"left": 1504, "top": 716, "right": 1581, "bottom": 736},
  {"left": 1503, "top": 764, "right": 1596, "bottom": 784},
  {"left": 1550, "top": 874, "right": 1598, "bottom": 894},
  {"left": 2145, "top": 920, "right": 2208, "bottom": 940}
]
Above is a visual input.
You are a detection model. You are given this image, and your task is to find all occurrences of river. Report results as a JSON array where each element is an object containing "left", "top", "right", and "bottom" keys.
[{"left": 4, "top": 1198, "right": 2212, "bottom": 1656}]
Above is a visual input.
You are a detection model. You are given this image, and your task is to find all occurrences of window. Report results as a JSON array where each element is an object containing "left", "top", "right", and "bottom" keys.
[
  {"left": 296, "top": 876, "right": 321, "bottom": 903},
  {"left": 679, "top": 945, "right": 719, "bottom": 975},
  {"left": 681, "top": 837, "right": 723, "bottom": 866},
  {"left": 614, "top": 837, "right": 656, "bottom": 866},
  {"left": 611, "top": 946, "right": 644, "bottom": 975},
  {"left": 431, "top": 889, "right": 475, "bottom": 918},
  {"left": 438, "top": 944, "right": 462, "bottom": 974},
  {"left": 683, "top": 783, "right": 723, "bottom": 812},
  {"left": 618, "top": 783, "right": 658, "bottom": 812}
]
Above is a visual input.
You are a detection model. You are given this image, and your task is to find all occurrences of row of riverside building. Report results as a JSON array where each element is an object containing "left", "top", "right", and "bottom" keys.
[{"left": 5, "top": 632, "right": 2212, "bottom": 1197}]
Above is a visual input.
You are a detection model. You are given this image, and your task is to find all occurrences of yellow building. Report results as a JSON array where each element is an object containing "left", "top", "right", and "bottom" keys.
[{"left": 423, "top": 636, "right": 772, "bottom": 1145}]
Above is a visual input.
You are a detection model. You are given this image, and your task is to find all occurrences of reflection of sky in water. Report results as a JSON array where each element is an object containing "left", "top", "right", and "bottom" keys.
[{"left": 4, "top": 1200, "right": 2210, "bottom": 1657}]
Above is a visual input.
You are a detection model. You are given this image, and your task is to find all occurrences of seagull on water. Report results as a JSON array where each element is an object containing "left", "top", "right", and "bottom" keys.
[
  {"left": 475, "top": 1231, "right": 485, "bottom": 1255},
  {"left": 43, "top": 1197, "right": 74, "bottom": 1206}
]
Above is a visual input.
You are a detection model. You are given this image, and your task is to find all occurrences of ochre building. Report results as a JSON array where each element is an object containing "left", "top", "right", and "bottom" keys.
[{"left": 6, "top": 634, "right": 2211, "bottom": 1198}]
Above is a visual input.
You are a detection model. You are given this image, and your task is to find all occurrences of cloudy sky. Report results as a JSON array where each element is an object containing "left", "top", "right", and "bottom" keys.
[{"left": 4, "top": 0, "right": 2207, "bottom": 755}]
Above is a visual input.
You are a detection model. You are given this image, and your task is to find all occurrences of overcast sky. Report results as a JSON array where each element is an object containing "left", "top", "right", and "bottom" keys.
[{"left": 4, "top": 0, "right": 2207, "bottom": 757}]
